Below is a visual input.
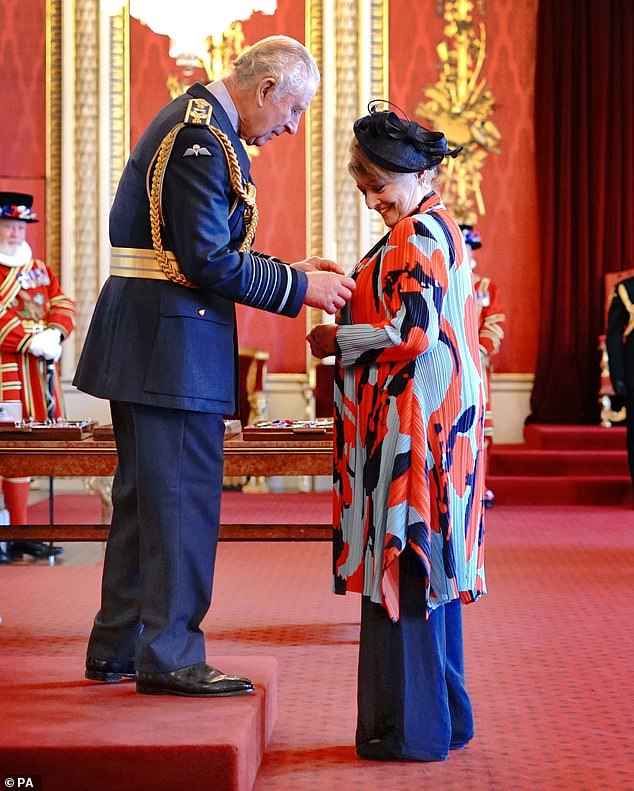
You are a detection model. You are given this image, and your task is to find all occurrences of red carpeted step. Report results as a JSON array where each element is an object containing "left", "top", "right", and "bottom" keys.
[
  {"left": 489, "top": 425, "right": 631, "bottom": 506},
  {"left": 0, "top": 654, "right": 277, "bottom": 791},
  {"left": 488, "top": 474, "right": 632, "bottom": 506},
  {"left": 489, "top": 448, "right": 629, "bottom": 476},
  {"left": 524, "top": 423, "right": 626, "bottom": 450}
]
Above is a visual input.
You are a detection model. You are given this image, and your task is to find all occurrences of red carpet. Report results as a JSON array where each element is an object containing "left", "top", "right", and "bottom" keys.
[
  {"left": 489, "top": 424, "right": 632, "bottom": 506},
  {"left": 1, "top": 504, "right": 634, "bottom": 790}
]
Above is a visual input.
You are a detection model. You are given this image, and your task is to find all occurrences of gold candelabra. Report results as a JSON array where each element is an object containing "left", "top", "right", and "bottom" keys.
[
  {"left": 416, "top": 0, "right": 500, "bottom": 225},
  {"left": 167, "top": 21, "right": 246, "bottom": 98},
  {"left": 165, "top": 21, "right": 259, "bottom": 158}
]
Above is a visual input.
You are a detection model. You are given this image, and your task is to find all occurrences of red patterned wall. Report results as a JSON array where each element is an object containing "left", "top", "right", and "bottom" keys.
[
  {"left": 130, "top": 0, "right": 308, "bottom": 373},
  {"left": 0, "top": 0, "right": 47, "bottom": 260},
  {"left": 389, "top": 0, "right": 540, "bottom": 373},
  {"left": 0, "top": 0, "right": 540, "bottom": 374}
]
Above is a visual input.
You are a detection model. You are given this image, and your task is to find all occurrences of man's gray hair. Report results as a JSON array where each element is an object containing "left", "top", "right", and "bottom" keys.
[{"left": 231, "top": 35, "right": 320, "bottom": 99}]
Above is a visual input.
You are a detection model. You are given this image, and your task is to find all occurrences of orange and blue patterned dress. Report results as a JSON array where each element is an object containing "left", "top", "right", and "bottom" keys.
[{"left": 333, "top": 192, "right": 487, "bottom": 621}]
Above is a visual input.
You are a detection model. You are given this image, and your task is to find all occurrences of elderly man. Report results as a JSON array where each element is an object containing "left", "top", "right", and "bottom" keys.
[
  {"left": 0, "top": 191, "right": 74, "bottom": 564},
  {"left": 74, "top": 35, "right": 354, "bottom": 697}
]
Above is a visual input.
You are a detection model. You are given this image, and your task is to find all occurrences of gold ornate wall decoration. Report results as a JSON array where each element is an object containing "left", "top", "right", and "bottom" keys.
[{"left": 416, "top": 0, "right": 500, "bottom": 225}]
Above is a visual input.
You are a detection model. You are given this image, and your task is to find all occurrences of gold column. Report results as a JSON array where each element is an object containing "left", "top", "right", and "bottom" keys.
[
  {"left": 73, "top": 0, "right": 101, "bottom": 349},
  {"left": 109, "top": 6, "right": 129, "bottom": 199},
  {"left": 334, "top": 0, "right": 360, "bottom": 275},
  {"left": 45, "top": 0, "right": 63, "bottom": 280},
  {"left": 306, "top": 0, "right": 324, "bottom": 261},
  {"left": 304, "top": 0, "right": 389, "bottom": 403}
]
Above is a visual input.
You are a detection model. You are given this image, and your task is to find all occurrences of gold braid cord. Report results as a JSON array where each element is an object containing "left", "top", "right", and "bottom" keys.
[
  {"left": 149, "top": 122, "right": 259, "bottom": 289},
  {"left": 206, "top": 125, "right": 259, "bottom": 251}
]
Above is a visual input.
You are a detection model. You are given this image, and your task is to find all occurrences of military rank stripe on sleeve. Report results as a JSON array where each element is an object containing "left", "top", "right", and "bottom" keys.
[{"left": 247, "top": 255, "right": 295, "bottom": 313}]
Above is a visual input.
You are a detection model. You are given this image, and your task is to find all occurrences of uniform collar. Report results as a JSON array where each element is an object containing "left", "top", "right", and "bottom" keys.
[
  {"left": 0, "top": 240, "right": 32, "bottom": 267},
  {"left": 205, "top": 80, "right": 239, "bottom": 133}
]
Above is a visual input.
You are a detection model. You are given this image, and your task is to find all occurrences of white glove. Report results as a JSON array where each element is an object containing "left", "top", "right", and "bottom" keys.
[{"left": 27, "top": 328, "right": 63, "bottom": 361}]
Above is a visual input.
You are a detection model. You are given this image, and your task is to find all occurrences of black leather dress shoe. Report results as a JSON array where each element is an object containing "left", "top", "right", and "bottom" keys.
[
  {"left": 136, "top": 662, "right": 255, "bottom": 697},
  {"left": 85, "top": 656, "right": 136, "bottom": 683},
  {"left": 10, "top": 541, "right": 64, "bottom": 559}
]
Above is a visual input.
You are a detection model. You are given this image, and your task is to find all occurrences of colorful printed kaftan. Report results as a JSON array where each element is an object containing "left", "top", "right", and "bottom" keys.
[
  {"left": 0, "top": 256, "right": 75, "bottom": 420},
  {"left": 333, "top": 192, "right": 486, "bottom": 620}
]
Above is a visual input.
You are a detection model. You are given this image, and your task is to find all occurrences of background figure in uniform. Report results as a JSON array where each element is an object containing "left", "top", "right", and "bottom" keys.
[
  {"left": 0, "top": 192, "right": 75, "bottom": 565},
  {"left": 605, "top": 276, "right": 634, "bottom": 500},
  {"left": 73, "top": 36, "right": 354, "bottom": 697},
  {"left": 461, "top": 224, "right": 505, "bottom": 508},
  {"left": 308, "top": 105, "right": 486, "bottom": 762}
]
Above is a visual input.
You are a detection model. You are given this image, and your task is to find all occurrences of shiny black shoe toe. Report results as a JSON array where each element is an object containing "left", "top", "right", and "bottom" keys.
[
  {"left": 136, "top": 662, "right": 255, "bottom": 697},
  {"left": 10, "top": 541, "right": 64, "bottom": 559},
  {"left": 85, "top": 656, "right": 136, "bottom": 683}
]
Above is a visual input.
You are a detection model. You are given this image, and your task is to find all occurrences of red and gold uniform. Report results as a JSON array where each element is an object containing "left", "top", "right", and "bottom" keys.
[
  {"left": 0, "top": 190, "right": 75, "bottom": 553},
  {"left": 472, "top": 273, "right": 505, "bottom": 442},
  {"left": 0, "top": 255, "right": 75, "bottom": 419}
]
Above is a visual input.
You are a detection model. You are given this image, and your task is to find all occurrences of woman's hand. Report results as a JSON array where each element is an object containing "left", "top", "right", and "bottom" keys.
[{"left": 307, "top": 323, "right": 338, "bottom": 359}]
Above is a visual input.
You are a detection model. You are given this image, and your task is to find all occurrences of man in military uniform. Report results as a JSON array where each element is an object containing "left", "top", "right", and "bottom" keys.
[
  {"left": 606, "top": 275, "right": 634, "bottom": 498},
  {"left": 74, "top": 36, "right": 354, "bottom": 697}
]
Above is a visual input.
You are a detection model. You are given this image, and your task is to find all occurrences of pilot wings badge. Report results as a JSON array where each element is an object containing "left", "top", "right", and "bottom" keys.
[{"left": 183, "top": 144, "right": 211, "bottom": 157}]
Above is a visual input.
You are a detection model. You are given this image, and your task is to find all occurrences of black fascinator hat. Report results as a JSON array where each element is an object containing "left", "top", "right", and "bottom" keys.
[{"left": 353, "top": 100, "right": 462, "bottom": 173}]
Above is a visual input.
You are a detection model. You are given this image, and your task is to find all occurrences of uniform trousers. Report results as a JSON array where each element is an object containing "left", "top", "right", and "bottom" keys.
[
  {"left": 86, "top": 400, "right": 225, "bottom": 673},
  {"left": 624, "top": 388, "right": 634, "bottom": 496},
  {"left": 356, "top": 546, "right": 474, "bottom": 761}
]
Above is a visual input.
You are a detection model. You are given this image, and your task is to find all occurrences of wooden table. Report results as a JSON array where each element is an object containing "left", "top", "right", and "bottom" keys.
[{"left": 0, "top": 435, "right": 333, "bottom": 542}]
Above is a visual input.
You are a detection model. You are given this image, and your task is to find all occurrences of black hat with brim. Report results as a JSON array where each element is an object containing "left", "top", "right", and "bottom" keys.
[{"left": 0, "top": 192, "right": 38, "bottom": 223}]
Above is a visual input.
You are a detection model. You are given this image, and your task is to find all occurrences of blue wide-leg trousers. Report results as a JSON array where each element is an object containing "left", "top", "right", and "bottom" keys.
[{"left": 356, "top": 546, "right": 474, "bottom": 761}]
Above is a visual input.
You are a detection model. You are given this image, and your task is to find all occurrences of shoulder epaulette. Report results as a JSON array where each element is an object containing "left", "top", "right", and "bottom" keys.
[{"left": 183, "top": 98, "right": 213, "bottom": 126}]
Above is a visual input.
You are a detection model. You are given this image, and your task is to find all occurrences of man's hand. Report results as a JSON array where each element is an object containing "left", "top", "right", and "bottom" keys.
[
  {"left": 291, "top": 256, "right": 346, "bottom": 275},
  {"left": 307, "top": 323, "right": 338, "bottom": 359},
  {"left": 303, "top": 271, "right": 355, "bottom": 315}
]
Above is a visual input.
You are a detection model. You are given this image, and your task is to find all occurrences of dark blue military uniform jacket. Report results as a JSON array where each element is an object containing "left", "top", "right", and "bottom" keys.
[
  {"left": 73, "top": 83, "right": 307, "bottom": 414},
  {"left": 606, "top": 276, "right": 634, "bottom": 393}
]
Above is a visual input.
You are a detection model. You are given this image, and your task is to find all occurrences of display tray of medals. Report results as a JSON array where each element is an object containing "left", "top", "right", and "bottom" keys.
[
  {"left": 241, "top": 418, "right": 333, "bottom": 441},
  {"left": 0, "top": 418, "right": 98, "bottom": 440}
]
